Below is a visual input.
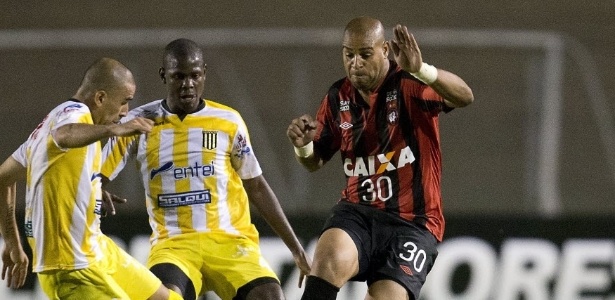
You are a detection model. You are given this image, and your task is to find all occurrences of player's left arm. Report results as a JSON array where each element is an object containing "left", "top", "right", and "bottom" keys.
[
  {"left": 53, "top": 117, "right": 153, "bottom": 149},
  {"left": 243, "top": 175, "right": 312, "bottom": 287},
  {"left": 429, "top": 69, "right": 474, "bottom": 108},
  {"left": 0, "top": 157, "right": 29, "bottom": 289},
  {"left": 390, "top": 24, "right": 474, "bottom": 108}
]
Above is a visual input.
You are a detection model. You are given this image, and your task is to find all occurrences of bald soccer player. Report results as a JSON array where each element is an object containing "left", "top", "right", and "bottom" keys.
[
  {"left": 287, "top": 17, "right": 474, "bottom": 300},
  {"left": 0, "top": 58, "right": 183, "bottom": 300}
]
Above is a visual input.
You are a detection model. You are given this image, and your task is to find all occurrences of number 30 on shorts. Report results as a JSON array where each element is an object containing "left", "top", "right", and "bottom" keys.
[
  {"left": 360, "top": 176, "right": 393, "bottom": 202},
  {"left": 398, "top": 241, "right": 427, "bottom": 273}
]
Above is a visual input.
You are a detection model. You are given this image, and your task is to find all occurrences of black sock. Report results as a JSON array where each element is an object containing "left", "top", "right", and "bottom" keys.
[{"left": 301, "top": 275, "right": 340, "bottom": 300}]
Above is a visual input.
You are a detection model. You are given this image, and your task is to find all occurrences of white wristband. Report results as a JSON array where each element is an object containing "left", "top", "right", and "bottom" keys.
[
  {"left": 294, "top": 141, "right": 314, "bottom": 158},
  {"left": 411, "top": 62, "right": 438, "bottom": 85}
]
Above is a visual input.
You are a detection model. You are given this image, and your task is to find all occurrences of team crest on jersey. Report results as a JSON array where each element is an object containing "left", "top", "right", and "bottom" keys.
[
  {"left": 386, "top": 90, "right": 399, "bottom": 125},
  {"left": 202, "top": 130, "right": 218, "bottom": 149}
]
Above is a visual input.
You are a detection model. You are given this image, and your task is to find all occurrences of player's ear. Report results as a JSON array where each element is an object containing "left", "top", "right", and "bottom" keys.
[
  {"left": 383, "top": 40, "right": 389, "bottom": 57},
  {"left": 159, "top": 67, "right": 166, "bottom": 84},
  {"left": 94, "top": 90, "right": 107, "bottom": 107}
]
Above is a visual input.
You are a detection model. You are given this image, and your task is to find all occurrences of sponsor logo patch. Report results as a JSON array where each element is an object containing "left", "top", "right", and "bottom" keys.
[
  {"left": 386, "top": 90, "right": 399, "bottom": 125},
  {"left": 344, "top": 146, "right": 415, "bottom": 177},
  {"left": 150, "top": 162, "right": 174, "bottom": 179},
  {"left": 340, "top": 100, "right": 350, "bottom": 111},
  {"left": 150, "top": 161, "right": 215, "bottom": 180},
  {"left": 400, "top": 264, "right": 414, "bottom": 276},
  {"left": 62, "top": 103, "right": 83, "bottom": 113},
  {"left": 339, "top": 122, "right": 353, "bottom": 130},
  {"left": 233, "top": 134, "right": 251, "bottom": 159},
  {"left": 158, "top": 190, "right": 212, "bottom": 207}
]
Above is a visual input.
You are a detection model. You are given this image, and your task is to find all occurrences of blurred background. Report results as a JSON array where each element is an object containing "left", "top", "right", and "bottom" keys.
[{"left": 1, "top": 1, "right": 614, "bottom": 299}]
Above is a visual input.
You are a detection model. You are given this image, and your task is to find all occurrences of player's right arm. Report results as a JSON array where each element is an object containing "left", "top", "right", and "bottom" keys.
[
  {"left": 53, "top": 117, "right": 153, "bottom": 149},
  {"left": 286, "top": 114, "right": 323, "bottom": 172},
  {"left": 0, "top": 156, "right": 29, "bottom": 288}
]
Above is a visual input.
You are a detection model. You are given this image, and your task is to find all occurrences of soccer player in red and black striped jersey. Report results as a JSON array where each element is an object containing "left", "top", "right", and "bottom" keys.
[{"left": 287, "top": 17, "right": 474, "bottom": 300}]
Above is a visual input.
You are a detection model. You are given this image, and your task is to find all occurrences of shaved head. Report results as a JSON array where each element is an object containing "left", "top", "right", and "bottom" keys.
[
  {"left": 72, "top": 57, "right": 136, "bottom": 125},
  {"left": 75, "top": 57, "right": 135, "bottom": 100},
  {"left": 162, "top": 38, "right": 204, "bottom": 68},
  {"left": 342, "top": 17, "right": 390, "bottom": 94},
  {"left": 344, "top": 16, "right": 386, "bottom": 46}
]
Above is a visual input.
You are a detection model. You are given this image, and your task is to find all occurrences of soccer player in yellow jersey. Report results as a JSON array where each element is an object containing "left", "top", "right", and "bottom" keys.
[
  {"left": 0, "top": 58, "right": 183, "bottom": 300},
  {"left": 101, "top": 38, "right": 312, "bottom": 300}
]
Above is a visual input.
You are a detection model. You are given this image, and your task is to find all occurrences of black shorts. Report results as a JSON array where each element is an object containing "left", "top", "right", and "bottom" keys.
[{"left": 321, "top": 201, "right": 439, "bottom": 299}]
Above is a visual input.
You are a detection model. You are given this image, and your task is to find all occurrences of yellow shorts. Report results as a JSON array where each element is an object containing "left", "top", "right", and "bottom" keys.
[
  {"left": 147, "top": 232, "right": 278, "bottom": 300},
  {"left": 38, "top": 235, "right": 162, "bottom": 300}
]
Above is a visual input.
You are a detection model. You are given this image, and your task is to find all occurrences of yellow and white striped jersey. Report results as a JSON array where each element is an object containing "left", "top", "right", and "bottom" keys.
[
  {"left": 12, "top": 100, "right": 104, "bottom": 273},
  {"left": 102, "top": 99, "right": 262, "bottom": 245}
]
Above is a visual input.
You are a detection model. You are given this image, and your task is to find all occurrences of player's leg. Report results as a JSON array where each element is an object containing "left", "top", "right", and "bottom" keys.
[
  {"left": 301, "top": 228, "right": 359, "bottom": 300},
  {"left": 150, "top": 263, "right": 196, "bottom": 299},
  {"left": 115, "top": 257, "right": 186, "bottom": 300},
  {"left": 234, "top": 278, "right": 284, "bottom": 300},
  {"left": 310, "top": 227, "right": 360, "bottom": 286},
  {"left": 302, "top": 202, "right": 370, "bottom": 300},
  {"left": 200, "top": 233, "right": 281, "bottom": 300},
  {"left": 147, "top": 233, "right": 203, "bottom": 299},
  {"left": 99, "top": 235, "right": 179, "bottom": 300},
  {"left": 147, "top": 283, "right": 184, "bottom": 300},
  {"left": 365, "top": 280, "right": 410, "bottom": 300},
  {"left": 364, "top": 219, "right": 438, "bottom": 300},
  {"left": 38, "top": 267, "right": 130, "bottom": 300}
]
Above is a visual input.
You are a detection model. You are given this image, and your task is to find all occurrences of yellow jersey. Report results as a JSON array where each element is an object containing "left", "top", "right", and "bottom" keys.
[
  {"left": 102, "top": 99, "right": 262, "bottom": 245},
  {"left": 12, "top": 100, "right": 104, "bottom": 273}
]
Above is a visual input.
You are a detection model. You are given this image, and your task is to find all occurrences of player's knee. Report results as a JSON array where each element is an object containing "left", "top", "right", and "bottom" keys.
[
  {"left": 315, "top": 228, "right": 359, "bottom": 264},
  {"left": 366, "top": 280, "right": 410, "bottom": 300},
  {"left": 235, "top": 277, "right": 282, "bottom": 300},
  {"left": 150, "top": 263, "right": 195, "bottom": 299},
  {"left": 312, "top": 246, "right": 359, "bottom": 284}
]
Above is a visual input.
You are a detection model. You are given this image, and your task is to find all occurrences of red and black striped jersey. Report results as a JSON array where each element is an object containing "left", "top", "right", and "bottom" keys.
[{"left": 313, "top": 60, "right": 450, "bottom": 241}]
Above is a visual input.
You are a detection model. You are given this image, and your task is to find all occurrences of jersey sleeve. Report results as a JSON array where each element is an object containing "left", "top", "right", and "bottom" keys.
[
  {"left": 313, "top": 92, "right": 341, "bottom": 163},
  {"left": 49, "top": 102, "right": 94, "bottom": 150},
  {"left": 100, "top": 114, "right": 139, "bottom": 181},
  {"left": 11, "top": 142, "right": 27, "bottom": 167},
  {"left": 52, "top": 103, "right": 92, "bottom": 129},
  {"left": 402, "top": 76, "right": 451, "bottom": 114},
  {"left": 230, "top": 117, "right": 262, "bottom": 180}
]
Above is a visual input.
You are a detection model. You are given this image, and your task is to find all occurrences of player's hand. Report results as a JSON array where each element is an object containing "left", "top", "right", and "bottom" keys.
[
  {"left": 101, "top": 189, "right": 127, "bottom": 217},
  {"left": 390, "top": 24, "right": 423, "bottom": 74},
  {"left": 1, "top": 245, "right": 28, "bottom": 289},
  {"left": 293, "top": 250, "right": 312, "bottom": 288},
  {"left": 287, "top": 115, "right": 317, "bottom": 148},
  {"left": 111, "top": 117, "right": 154, "bottom": 137}
]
